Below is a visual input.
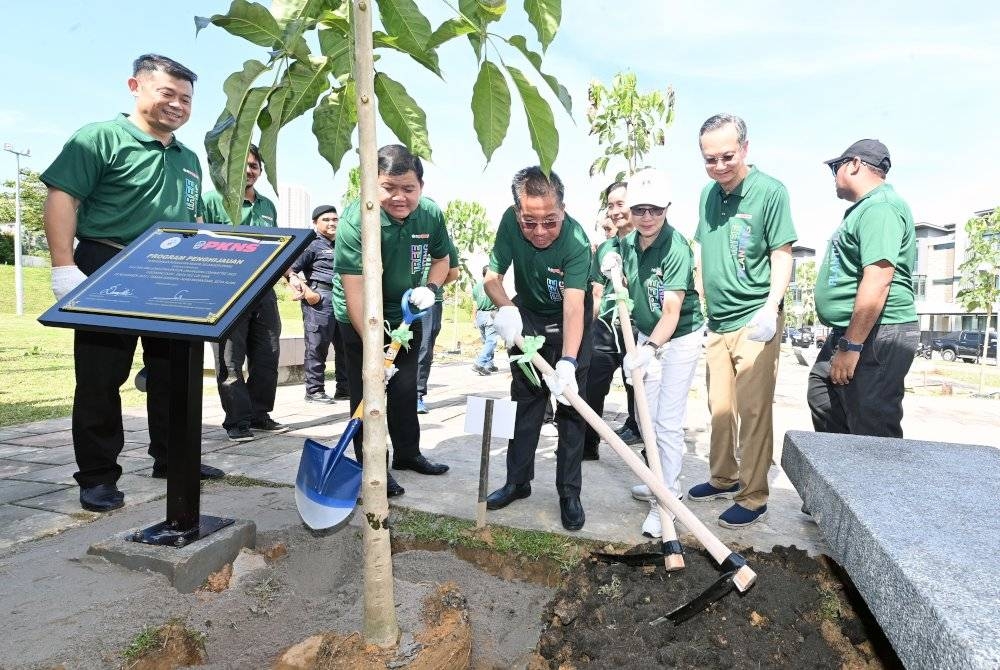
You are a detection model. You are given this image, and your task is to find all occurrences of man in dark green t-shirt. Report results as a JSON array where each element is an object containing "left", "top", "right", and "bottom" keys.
[
  {"left": 332, "top": 144, "right": 453, "bottom": 498},
  {"left": 688, "top": 114, "right": 796, "bottom": 530},
  {"left": 41, "top": 54, "right": 223, "bottom": 513},
  {"left": 202, "top": 144, "right": 287, "bottom": 442},
  {"left": 484, "top": 167, "right": 593, "bottom": 531},
  {"left": 808, "top": 139, "right": 919, "bottom": 438}
]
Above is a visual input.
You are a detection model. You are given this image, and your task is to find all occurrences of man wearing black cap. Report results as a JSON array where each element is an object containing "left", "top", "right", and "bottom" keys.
[
  {"left": 809, "top": 139, "right": 919, "bottom": 438},
  {"left": 287, "top": 205, "right": 347, "bottom": 403}
]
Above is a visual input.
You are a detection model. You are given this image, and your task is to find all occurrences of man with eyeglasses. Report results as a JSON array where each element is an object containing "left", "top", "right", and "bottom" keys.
[
  {"left": 687, "top": 113, "right": 796, "bottom": 529},
  {"left": 808, "top": 140, "right": 918, "bottom": 438},
  {"left": 483, "top": 166, "right": 593, "bottom": 531}
]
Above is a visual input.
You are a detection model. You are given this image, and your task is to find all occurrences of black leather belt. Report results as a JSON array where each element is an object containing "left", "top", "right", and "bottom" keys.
[{"left": 308, "top": 280, "right": 332, "bottom": 289}]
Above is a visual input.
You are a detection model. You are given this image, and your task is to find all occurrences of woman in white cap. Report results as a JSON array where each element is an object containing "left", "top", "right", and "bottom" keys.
[{"left": 616, "top": 168, "right": 705, "bottom": 537}]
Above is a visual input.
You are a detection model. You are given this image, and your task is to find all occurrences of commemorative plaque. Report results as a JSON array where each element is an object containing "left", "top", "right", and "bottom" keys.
[{"left": 40, "top": 222, "right": 315, "bottom": 547}]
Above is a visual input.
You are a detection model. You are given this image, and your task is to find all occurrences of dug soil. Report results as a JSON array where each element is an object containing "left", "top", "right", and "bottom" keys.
[{"left": 534, "top": 542, "right": 902, "bottom": 669}]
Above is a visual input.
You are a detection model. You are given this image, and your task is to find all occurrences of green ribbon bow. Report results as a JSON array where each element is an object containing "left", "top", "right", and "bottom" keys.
[
  {"left": 386, "top": 322, "right": 414, "bottom": 351},
  {"left": 613, "top": 289, "right": 635, "bottom": 312},
  {"left": 510, "top": 335, "right": 546, "bottom": 388}
]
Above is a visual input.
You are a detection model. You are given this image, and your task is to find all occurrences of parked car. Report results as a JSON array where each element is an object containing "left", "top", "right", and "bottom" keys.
[
  {"left": 931, "top": 330, "right": 997, "bottom": 362},
  {"left": 790, "top": 327, "right": 814, "bottom": 348}
]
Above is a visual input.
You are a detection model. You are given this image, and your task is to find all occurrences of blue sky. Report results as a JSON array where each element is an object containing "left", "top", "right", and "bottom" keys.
[{"left": 2, "top": 1, "right": 999, "bottom": 252}]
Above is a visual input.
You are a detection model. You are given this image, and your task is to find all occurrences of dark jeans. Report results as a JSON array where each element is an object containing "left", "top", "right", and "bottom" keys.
[
  {"left": 505, "top": 301, "right": 592, "bottom": 497},
  {"left": 341, "top": 319, "right": 423, "bottom": 464},
  {"left": 71, "top": 240, "right": 171, "bottom": 488},
  {"left": 302, "top": 287, "right": 336, "bottom": 395},
  {"left": 583, "top": 319, "right": 640, "bottom": 452},
  {"left": 416, "top": 301, "right": 444, "bottom": 398},
  {"left": 808, "top": 322, "right": 919, "bottom": 438},
  {"left": 213, "top": 290, "right": 281, "bottom": 430},
  {"left": 332, "top": 319, "right": 347, "bottom": 395}
]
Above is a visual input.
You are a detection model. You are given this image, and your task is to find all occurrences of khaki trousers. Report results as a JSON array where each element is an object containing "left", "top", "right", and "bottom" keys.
[{"left": 704, "top": 313, "right": 782, "bottom": 510}]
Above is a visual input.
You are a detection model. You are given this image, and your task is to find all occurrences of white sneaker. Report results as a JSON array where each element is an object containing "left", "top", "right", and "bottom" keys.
[
  {"left": 641, "top": 505, "right": 662, "bottom": 538},
  {"left": 631, "top": 484, "right": 655, "bottom": 502}
]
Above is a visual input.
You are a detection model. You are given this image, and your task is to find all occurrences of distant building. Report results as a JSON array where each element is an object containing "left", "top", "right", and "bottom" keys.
[{"left": 277, "top": 184, "right": 311, "bottom": 228}]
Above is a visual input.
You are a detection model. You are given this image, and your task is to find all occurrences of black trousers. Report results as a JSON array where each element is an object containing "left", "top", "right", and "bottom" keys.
[
  {"left": 807, "top": 322, "right": 919, "bottom": 438},
  {"left": 213, "top": 289, "right": 281, "bottom": 430},
  {"left": 505, "top": 301, "right": 592, "bottom": 497},
  {"left": 583, "top": 319, "right": 639, "bottom": 452},
  {"left": 71, "top": 240, "right": 171, "bottom": 488},
  {"left": 341, "top": 319, "right": 423, "bottom": 464},
  {"left": 302, "top": 287, "right": 336, "bottom": 395},
  {"left": 332, "top": 320, "right": 347, "bottom": 395},
  {"left": 416, "top": 301, "right": 444, "bottom": 398}
]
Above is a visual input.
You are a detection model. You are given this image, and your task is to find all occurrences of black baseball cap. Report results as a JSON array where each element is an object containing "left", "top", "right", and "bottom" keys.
[
  {"left": 824, "top": 139, "right": 891, "bottom": 173},
  {"left": 311, "top": 205, "right": 338, "bottom": 220}
]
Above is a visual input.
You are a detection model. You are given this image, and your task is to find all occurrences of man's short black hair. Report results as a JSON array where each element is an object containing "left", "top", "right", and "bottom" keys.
[
  {"left": 482, "top": 265, "right": 489, "bottom": 278},
  {"left": 604, "top": 180, "right": 627, "bottom": 200},
  {"left": 377, "top": 144, "right": 424, "bottom": 182},
  {"left": 511, "top": 167, "right": 565, "bottom": 210},
  {"left": 247, "top": 143, "right": 262, "bottom": 167},
  {"left": 133, "top": 54, "right": 197, "bottom": 85}
]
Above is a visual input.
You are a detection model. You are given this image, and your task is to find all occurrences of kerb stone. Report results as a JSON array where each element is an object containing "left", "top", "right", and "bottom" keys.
[
  {"left": 87, "top": 518, "right": 256, "bottom": 593},
  {"left": 781, "top": 430, "right": 1000, "bottom": 670}
]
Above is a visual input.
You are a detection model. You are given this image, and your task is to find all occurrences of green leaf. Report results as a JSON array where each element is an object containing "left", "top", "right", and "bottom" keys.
[
  {"left": 459, "top": 0, "right": 486, "bottom": 60},
  {"left": 318, "top": 25, "right": 353, "bottom": 80},
  {"left": 313, "top": 81, "right": 358, "bottom": 174},
  {"left": 507, "top": 35, "right": 572, "bottom": 115},
  {"left": 270, "top": 0, "right": 329, "bottom": 28},
  {"left": 257, "top": 86, "right": 291, "bottom": 193},
  {"left": 373, "top": 72, "right": 432, "bottom": 160},
  {"left": 478, "top": 0, "right": 507, "bottom": 17},
  {"left": 523, "top": 0, "right": 560, "bottom": 51},
  {"left": 505, "top": 65, "right": 558, "bottom": 175},
  {"left": 201, "top": 0, "right": 284, "bottom": 48},
  {"left": 377, "top": 0, "right": 432, "bottom": 52},
  {"left": 205, "top": 112, "right": 236, "bottom": 194},
  {"left": 428, "top": 17, "right": 478, "bottom": 49},
  {"left": 222, "top": 60, "right": 269, "bottom": 116},
  {"left": 373, "top": 31, "right": 442, "bottom": 78},
  {"left": 224, "top": 86, "right": 271, "bottom": 224},
  {"left": 589, "top": 155, "right": 608, "bottom": 177},
  {"left": 279, "top": 57, "right": 332, "bottom": 126},
  {"left": 470, "top": 61, "right": 510, "bottom": 162}
]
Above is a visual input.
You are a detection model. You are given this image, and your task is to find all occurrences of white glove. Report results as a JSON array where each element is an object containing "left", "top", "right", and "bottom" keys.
[
  {"left": 600, "top": 252, "right": 623, "bottom": 280},
  {"left": 51, "top": 265, "right": 88, "bottom": 301},
  {"left": 746, "top": 304, "right": 778, "bottom": 342},
  {"left": 384, "top": 364, "right": 398, "bottom": 386},
  {"left": 493, "top": 305, "right": 523, "bottom": 346},
  {"left": 409, "top": 286, "right": 436, "bottom": 310},
  {"left": 623, "top": 343, "right": 656, "bottom": 383},
  {"left": 543, "top": 359, "right": 578, "bottom": 406}
]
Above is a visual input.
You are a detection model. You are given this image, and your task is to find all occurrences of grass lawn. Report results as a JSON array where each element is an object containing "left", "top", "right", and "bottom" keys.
[{"left": 0, "top": 266, "right": 482, "bottom": 427}]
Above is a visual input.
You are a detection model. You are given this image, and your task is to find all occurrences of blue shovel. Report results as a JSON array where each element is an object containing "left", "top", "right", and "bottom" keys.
[{"left": 294, "top": 290, "right": 428, "bottom": 529}]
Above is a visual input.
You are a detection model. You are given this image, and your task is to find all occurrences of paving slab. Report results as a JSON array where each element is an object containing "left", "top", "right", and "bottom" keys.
[
  {"left": 781, "top": 430, "right": 1000, "bottom": 670},
  {"left": 5, "top": 429, "right": 74, "bottom": 448},
  {"left": 11, "top": 446, "right": 77, "bottom": 465},
  {"left": 0, "top": 458, "right": 54, "bottom": 479},
  {"left": 0, "top": 445, "right": 45, "bottom": 459},
  {"left": 0, "top": 479, "right": 69, "bottom": 505},
  {"left": 0, "top": 504, "right": 91, "bottom": 550}
]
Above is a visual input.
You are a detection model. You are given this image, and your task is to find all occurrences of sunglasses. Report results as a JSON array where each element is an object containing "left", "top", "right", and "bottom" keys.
[
  {"left": 519, "top": 217, "right": 561, "bottom": 230},
  {"left": 630, "top": 206, "right": 666, "bottom": 218},
  {"left": 829, "top": 157, "right": 854, "bottom": 176}
]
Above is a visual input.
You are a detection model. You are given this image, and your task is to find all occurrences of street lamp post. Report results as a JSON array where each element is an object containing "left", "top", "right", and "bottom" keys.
[{"left": 3, "top": 143, "right": 30, "bottom": 316}]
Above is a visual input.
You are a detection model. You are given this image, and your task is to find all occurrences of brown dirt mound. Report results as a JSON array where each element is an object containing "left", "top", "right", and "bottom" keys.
[
  {"left": 127, "top": 623, "right": 206, "bottom": 670},
  {"left": 274, "top": 583, "right": 472, "bottom": 670},
  {"left": 534, "top": 543, "right": 899, "bottom": 669}
]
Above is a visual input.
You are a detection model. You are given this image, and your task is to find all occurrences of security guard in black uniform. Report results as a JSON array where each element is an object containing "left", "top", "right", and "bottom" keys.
[{"left": 287, "top": 205, "right": 344, "bottom": 403}]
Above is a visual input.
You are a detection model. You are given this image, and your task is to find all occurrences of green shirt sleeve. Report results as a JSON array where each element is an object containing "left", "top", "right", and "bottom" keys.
[
  {"left": 858, "top": 203, "right": 906, "bottom": 268},
  {"left": 561, "top": 223, "right": 593, "bottom": 291},
  {"left": 40, "top": 123, "right": 108, "bottom": 202},
  {"left": 201, "top": 191, "right": 231, "bottom": 224},
  {"left": 762, "top": 183, "right": 797, "bottom": 251},
  {"left": 334, "top": 201, "right": 363, "bottom": 275},
  {"left": 659, "top": 234, "right": 696, "bottom": 292},
  {"left": 489, "top": 207, "right": 516, "bottom": 274}
]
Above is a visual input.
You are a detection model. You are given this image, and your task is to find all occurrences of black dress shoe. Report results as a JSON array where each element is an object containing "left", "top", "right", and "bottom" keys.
[
  {"left": 305, "top": 391, "right": 336, "bottom": 404},
  {"left": 582, "top": 445, "right": 600, "bottom": 461},
  {"left": 387, "top": 474, "right": 405, "bottom": 497},
  {"left": 615, "top": 425, "right": 643, "bottom": 446},
  {"left": 486, "top": 482, "right": 531, "bottom": 510},
  {"left": 80, "top": 483, "right": 125, "bottom": 512},
  {"left": 333, "top": 389, "right": 350, "bottom": 400},
  {"left": 151, "top": 463, "right": 226, "bottom": 480},
  {"left": 560, "top": 495, "right": 585, "bottom": 531},
  {"left": 392, "top": 454, "right": 449, "bottom": 475}
]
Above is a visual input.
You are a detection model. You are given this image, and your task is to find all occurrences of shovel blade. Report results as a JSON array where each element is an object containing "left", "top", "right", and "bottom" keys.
[
  {"left": 295, "top": 434, "right": 363, "bottom": 530},
  {"left": 664, "top": 570, "right": 738, "bottom": 625}
]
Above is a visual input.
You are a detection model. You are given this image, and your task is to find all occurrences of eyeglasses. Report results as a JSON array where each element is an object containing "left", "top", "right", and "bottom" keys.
[
  {"left": 703, "top": 152, "right": 739, "bottom": 167},
  {"left": 630, "top": 206, "right": 665, "bottom": 218},
  {"left": 829, "top": 157, "right": 853, "bottom": 176},
  {"left": 518, "top": 214, "right": 562, "bottom": 230}
]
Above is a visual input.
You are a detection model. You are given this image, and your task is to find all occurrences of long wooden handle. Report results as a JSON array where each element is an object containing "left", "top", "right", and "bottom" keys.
[
  {"left": 606, "top": 263, "right": 683, "bottom": 570},
  {"left": 521, "top": 335, "right": 750, "bottom": 574}
]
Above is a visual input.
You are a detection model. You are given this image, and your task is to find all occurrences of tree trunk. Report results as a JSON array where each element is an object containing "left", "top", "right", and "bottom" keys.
[{"left": 352, "top": 0, "right": 398, "bottom": 648}]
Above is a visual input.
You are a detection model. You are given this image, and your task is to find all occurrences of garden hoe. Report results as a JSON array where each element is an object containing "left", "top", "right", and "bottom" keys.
[
  {"left": 594, "top": 251, "right": 684, "bottom": 570},
  {"left": 512, "top": 335, "right": 757, "bottom": 623},
  {"left": 294, "top": 290, "right": 427, "bottom": 530}
]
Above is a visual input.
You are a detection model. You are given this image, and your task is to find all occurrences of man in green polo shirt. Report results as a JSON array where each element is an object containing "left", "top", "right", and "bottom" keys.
[
  {"left": 41, "top": 54, "right": 223, "bottom": 513},
  {"left": 809, "top": 139, "right": 919, "bottom": 438},
  {"left": 484, "top": 166, "right": 593, "bottom": 531},
  {"left": 202, "top": 144, "right": 287, "bottom": 442},
  {"left": 687, "top": 114, "right": 796, "bottom": 529},
  {"left": 332, "top": 144, "right": 452, "bottom": 498}
]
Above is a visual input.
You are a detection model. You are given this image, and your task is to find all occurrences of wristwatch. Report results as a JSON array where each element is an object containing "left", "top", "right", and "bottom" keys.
[{"left": 837, "top": 336, "right": 863, "bottom": 353}]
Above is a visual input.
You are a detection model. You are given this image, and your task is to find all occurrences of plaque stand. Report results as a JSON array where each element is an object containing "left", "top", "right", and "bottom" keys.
[{"left": 130, "top": 339, "right": 233, "bottom": 547}]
